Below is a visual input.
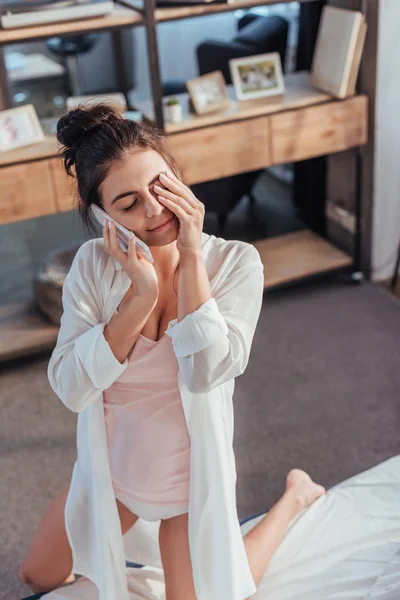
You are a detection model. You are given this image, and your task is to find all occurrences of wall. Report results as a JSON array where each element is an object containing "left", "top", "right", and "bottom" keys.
[{"left": 372, "top": 0, "right": 400, "bottom": 281}]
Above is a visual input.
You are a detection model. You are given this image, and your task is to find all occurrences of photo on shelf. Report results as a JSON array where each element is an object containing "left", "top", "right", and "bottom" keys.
[
  {"left": 229, "top": 52, "right": 285, "bottom": 101},
  {"left": 186, "top": 70, "right": 230, "bottom": 115},
  {"left": 0, "top": 104, "right": 45, "bottom": 153}
]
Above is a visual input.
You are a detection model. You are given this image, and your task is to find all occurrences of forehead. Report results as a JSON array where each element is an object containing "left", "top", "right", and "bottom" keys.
[{"left": 106, "top": 148, "right": 167, "bottom": 180}]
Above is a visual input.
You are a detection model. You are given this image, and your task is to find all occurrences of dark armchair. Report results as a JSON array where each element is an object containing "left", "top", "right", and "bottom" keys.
[{"left": 197, "top": 14, "right": 288, "bottom": 84}]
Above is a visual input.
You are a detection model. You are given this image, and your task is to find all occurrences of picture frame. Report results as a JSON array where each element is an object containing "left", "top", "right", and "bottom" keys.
[
  {"left": 0, "top": 104, "right": 45, "bottom": 153},
  {"left": 229, "top": 52, "right": 285, "bottom": 101},
  {"left": 186, "top": 71, "right": 230, "bottom": 115}
]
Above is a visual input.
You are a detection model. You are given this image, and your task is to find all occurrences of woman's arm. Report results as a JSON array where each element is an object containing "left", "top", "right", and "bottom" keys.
[
  {"left": 165, "top": 244, "right": 265, "bottom": 394},
  {"left": 104, "top": 294, "right": 157, "bottom": 364},
  {"left": 47, "top": 246, "right": 156, "bottom": 413},
  {"left": 177, "top": 250, "right": 211, "bottom": 322}
]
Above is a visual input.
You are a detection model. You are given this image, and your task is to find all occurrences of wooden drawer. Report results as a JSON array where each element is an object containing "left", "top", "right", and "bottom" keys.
[
  {"left": 0, "top": 161, "right": 57, "bottom": 224},
  {"left": 50, "top": 158, "right": 77, "bottom": 212},
  {"left": 167, "top": 116, "right": 271, "bottom": 185},
  {"left": 271, "top": 95, "right": 368, "bottom": 164}
]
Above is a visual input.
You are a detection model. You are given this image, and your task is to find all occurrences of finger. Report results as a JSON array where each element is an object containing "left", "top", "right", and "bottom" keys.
[
  {"left": 159, "top": 171, "right": 186, "bottom": 194},
  {"left": 159, "top": 172, "right": 186, "bottom": 194},
  {"left": 127, "top": 233, "right": 139, "bottom": 261},
  {"left": 108, "top": 222, "right": 120, "bottom": 252},
  {"left": 154, "top": 186, "right": 193, "bottom": 214},
  {"left": 157, "top": 196, "right": 187, "bottom": 221},
  {"left": 103, "top": 222, "right": 110, "bottom": 251},
  {"left": 164, "top": 170, "right": 184, "bottom": 186},
  {"left": 161, "top": 173, "right": 198, "bottom": 208},
  {"left": 108, "top": 221, "right": 127, "bottom": 260}
]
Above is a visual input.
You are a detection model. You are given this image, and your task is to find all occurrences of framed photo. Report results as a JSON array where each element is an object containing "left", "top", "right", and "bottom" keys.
[
  {"left": 229, "top": 52, "right": 285, "bottom": 101},
  {"left": 0, "top": 104, "right": 45, "bottom": 153},
  {"left": 186, "top": 71, "right": 230, "bottom": 115}
]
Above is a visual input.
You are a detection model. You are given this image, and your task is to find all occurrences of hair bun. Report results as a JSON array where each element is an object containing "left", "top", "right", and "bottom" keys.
[{"left": 57, "top": 104, "right": 120, "bottom": 148}]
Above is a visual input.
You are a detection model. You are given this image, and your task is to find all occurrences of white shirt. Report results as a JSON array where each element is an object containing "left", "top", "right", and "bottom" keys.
[{"left": 47, "top": 230, "right": 265, "bottom": 600}]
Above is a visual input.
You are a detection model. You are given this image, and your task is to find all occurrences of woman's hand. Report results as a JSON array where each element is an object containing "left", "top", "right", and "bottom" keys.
[
  {"left": 154, "top": 171, "right": 205, "bottom": 258},
  {"left": 103, "top": 220, "right": 159, "bottom": 301}
]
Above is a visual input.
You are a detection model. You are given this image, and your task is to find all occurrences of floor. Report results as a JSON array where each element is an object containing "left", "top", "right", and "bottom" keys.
[{"left": 3, "top": 277, "right": 400, "bottom": 600}]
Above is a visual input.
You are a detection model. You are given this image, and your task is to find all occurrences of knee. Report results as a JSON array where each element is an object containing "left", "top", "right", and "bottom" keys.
[
  {"left": 19, "top": 564, "right": 31, "bottom": 585},
  {"left": 18, "top": 563, "right": 47, "bottom": 592}
]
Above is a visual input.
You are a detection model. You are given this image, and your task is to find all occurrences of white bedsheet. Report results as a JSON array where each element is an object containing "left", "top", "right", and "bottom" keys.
[{"left": 42, "top": 455, "right": 400, "bottom": 600}]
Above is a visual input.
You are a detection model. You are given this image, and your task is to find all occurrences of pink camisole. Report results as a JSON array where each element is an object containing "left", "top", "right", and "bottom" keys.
[{"left": 103, "top": 310, "right": 191, "bottom": 510}]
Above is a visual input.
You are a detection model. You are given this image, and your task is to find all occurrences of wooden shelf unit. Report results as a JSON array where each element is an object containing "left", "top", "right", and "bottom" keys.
[
  {"left": 253, "top": 230, "right": 353, "bottom": 290},
  {"left": 0, "top": 302, "right": 59, "bottom": 363},
  {"left": 0, "top": 0, "right": 370, "bottom": 362},
  {"left": 0, "top": 0, "right": 318, "bottom": 45}
]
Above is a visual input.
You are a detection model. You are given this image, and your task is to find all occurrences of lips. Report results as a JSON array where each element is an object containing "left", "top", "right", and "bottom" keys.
[{"left": 148, "top": 216, "right": 173, "bottom": 231}]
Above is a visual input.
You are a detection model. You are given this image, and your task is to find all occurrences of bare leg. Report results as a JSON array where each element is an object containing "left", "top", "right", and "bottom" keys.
[
  {"left": 243, "top": 469, "right": 326, "bottom": 596},
  {"left": 19, "top": 487, "right": 139, "bottom": 595}
]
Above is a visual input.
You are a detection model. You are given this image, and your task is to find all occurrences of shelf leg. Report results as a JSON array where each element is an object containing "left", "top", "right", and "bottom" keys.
[
  {"left": 0, "top": 48, "right": 12, "bottom": 111},
  {"left": 143, "top": 0, "right": 164, "bottom": 129},
  {"left": 390, "top": 243, "right": 400, "bottom": 291},
  {"left": 112, "top": 29, "right": 130, "bottom": 109},
  {"left": 353, "top": 147, "right": 363, "bottom": 277}
]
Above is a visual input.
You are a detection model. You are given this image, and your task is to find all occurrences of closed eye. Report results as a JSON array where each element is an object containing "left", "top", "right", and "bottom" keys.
[
  {"left": 121, "top": 181, "right": 160, "bottom": 212},
  {"left": 122, "top": 201, "right": 136, "bottom": 212}
]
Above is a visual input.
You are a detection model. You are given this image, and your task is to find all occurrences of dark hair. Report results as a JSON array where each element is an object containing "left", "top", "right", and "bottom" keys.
[{"left": 56, "top": 103, "right": 183, "bottom": 237}]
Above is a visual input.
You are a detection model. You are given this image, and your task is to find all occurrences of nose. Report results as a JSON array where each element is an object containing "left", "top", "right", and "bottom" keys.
[{"left": 143, "top": 188, "right": 163, "bottom": 218}]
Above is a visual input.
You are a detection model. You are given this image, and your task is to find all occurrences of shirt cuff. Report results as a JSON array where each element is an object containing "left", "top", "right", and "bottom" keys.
[
  {"left": 164, "top": 297, "right": 228, "bottom": 358},
  {"left": 74, "top": 322, "right": 129, "bottom": 390}
]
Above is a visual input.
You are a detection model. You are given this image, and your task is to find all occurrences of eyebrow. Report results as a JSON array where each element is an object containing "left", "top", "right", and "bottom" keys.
[{"left": 111, "top": 173, "right": 161, "bottom": 206}]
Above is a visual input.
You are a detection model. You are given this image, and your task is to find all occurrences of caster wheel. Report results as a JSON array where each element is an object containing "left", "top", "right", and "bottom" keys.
[{"left": 351, "top": 271, "right": 364, "bottom": 284}]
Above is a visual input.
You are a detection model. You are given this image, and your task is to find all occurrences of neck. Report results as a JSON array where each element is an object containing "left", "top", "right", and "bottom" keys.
[{"left": 149, "top": 240, "right": 180, "bottom": 282}]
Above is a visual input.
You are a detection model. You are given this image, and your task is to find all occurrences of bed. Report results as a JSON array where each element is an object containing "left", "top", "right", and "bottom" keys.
[{"left": 25, "top": 455, "right": 400, "bottom": 600}]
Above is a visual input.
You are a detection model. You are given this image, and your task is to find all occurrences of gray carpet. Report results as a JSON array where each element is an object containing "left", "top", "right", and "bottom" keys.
[{"left": 2, "top": 278, "right": 400, "bottom": 600}]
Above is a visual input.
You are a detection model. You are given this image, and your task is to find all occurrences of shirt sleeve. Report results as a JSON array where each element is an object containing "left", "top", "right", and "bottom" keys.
[
  {"left": 164, "top": 244, "right": 265, "bottom": 394},
  {"left": 47, "top": 246, "right": 129, "bottom": 413}
]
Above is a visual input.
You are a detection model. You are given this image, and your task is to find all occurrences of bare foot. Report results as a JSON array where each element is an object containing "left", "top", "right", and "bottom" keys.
[{"left": 285, "top": 468, "right": 326, "bottom": 511}]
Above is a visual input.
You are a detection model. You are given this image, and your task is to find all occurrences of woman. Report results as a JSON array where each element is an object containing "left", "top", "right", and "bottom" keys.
[{"left": 19, "top": 105, "right": 325, "bottom": 600}]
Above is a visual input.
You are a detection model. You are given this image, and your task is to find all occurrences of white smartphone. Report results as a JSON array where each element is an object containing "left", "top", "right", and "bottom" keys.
[{"left": 91, "top": 204, "right": 154, "bottom": 264}]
